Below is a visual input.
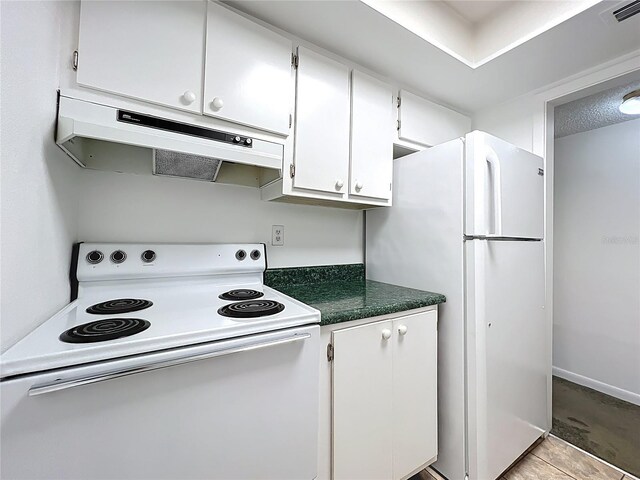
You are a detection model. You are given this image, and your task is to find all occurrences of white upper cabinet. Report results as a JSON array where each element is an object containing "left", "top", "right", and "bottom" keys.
[
  {"left": 398, "top": 90, "right": 471, "bottom": 147},
  {"left": 293, "top": 47, "right": 350, "bottom": 195},
  {"left": 203, "top": 2, "right": 293, "bottom": 135},
  {"left": 350, "top": 71, "right": 394, "bottom": 201},
  {"left": 77, "top": 1, "right": 206, "bottom": 114}
]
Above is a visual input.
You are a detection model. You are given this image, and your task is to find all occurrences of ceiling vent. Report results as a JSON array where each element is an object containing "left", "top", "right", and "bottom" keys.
[{"left": 612, "top": 0, "right": 640, "bottom": 22}]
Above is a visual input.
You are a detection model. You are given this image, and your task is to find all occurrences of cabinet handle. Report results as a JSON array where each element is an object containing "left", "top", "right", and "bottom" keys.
[
  {"left": 398, "top": 325, "right": 408, "bottom": 336},
  {"left": 335, "top": 179, "right": 344, "bottom": 190},
  {"left": 381, "top": 329, "right": 392, "bottom": 340},
  {"left": 211, "top": 97, "right": 224, "bottom": 110},
  {"left": 355, "top": 181, "right": 363, "bottom": 191},
  {"left": 182, "top": 90, "right": 196, "bottom": 104}
]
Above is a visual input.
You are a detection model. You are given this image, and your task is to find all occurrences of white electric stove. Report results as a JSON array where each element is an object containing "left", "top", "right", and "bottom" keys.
[{"left": 1, "top": 243, "right": 321, "bottom": 480}]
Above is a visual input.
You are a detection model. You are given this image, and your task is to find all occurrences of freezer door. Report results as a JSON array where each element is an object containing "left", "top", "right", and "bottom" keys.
[
  {"left": 466, "top": 239, "right": 547, "bottom": 480},
  {"left": 465, "top": 131, "right": 544, "bottom": 239}
]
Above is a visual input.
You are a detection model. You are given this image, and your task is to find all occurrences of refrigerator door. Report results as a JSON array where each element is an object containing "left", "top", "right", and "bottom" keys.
[
  {"left": 465, "top": 131, "right": 544, "bottom": 239},
  {"left": 465, "top": 239, "right": 547, "bottom": 480}
]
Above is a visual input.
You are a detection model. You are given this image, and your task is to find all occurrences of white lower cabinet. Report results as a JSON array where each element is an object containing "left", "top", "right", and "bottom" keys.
[{"left": 330, "top": 310, "right": 438, "bottom": 480}]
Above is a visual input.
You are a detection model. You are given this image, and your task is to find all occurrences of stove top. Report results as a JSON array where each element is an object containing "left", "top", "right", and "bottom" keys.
[{"left": 0, "top": 243, "right": 320, "bottom": 378}]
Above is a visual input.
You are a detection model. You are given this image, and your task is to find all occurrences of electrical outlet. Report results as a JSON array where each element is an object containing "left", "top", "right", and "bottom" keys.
[{"left": 272, "top": 225, "right": 284, "bottom": 246}]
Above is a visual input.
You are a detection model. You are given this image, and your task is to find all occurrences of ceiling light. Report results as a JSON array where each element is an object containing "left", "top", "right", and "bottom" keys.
[{"left": 619, "top": 89, "right": 640, "bottom": 115}]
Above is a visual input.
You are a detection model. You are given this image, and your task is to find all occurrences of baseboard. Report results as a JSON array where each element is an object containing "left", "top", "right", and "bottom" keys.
[{"left": 553, "top": 366, "right": 640, "bottom": 406}]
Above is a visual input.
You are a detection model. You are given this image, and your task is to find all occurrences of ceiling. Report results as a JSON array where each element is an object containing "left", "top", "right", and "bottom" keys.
[
  {"left": 442, "top": 1, "right": 510, "bottom": 25},
  {"left": 227, "top": 0, "right": 640, "bottom": 113},
  {"left": 554, "top": 79, "right": 640, "bottom": 137}
]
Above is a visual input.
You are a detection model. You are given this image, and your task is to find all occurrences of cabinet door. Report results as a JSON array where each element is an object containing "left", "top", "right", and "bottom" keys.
[
  {"left": 293, "top": 47, "right": 350, "bottom": 195},
  {"left": 398, "top": 90, "right": 471, "bottom": 147},
  {"left": 350, "top": 71, "right": 394, "bottom": 200},
  {"left": 203, "top": 2, "right": 292, "bottom": 135},
  {"left": 392, "top": 311, "right": 438, "bottom": 480},
  {"left": 332, "top": 321, "right": 394, "bottom": 480},
  {"left": 77, "top": 1, "right": 206, "bottom": 114}
]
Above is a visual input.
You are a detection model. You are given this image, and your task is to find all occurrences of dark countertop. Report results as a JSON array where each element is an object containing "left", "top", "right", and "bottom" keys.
[{"left": 265, "top": 264, "right": 445, "bottom": 326}]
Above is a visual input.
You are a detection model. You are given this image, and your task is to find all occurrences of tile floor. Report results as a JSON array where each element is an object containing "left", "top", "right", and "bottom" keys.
[{"left": 413, "top": 435, "right": 637, "bottom": 480}]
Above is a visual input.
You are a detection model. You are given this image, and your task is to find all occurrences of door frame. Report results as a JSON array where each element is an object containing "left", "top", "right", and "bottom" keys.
[{"left": 532, "top": 50, "right": 640, "bottom": 431}]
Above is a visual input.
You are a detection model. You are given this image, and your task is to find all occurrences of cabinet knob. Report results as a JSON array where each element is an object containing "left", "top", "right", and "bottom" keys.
[
  {"left": 381, "top": 329, "right": 392, "bottom": 340},
  {"left": 211, "top": 97, "right": 224, "bottom": 110},
  {"left": 398, "top": 325, "right": 408, "bottom": 336},
  {"left": 355, "top": 181, "right": 363, "bottom": 191},
  {"left": 182, "top": 90, "right": 196, "bottom": 104},
  {"left": 335, "top": 179, "right": 344, "bottom": 190}
]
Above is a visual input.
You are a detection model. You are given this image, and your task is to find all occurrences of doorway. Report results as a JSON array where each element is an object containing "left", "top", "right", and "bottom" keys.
[{"left": 550, "top": 74, "right": 640, "bottom": 476}]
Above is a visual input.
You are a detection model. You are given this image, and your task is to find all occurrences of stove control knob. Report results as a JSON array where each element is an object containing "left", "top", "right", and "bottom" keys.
[
  {"left": 86, "top": 250, "right": 104, "bottom": 265},
  {"left": 110, "top": 250, "right": 127, "bottom": 264},
  {"left": 250, "top": 249, "right": 261, "bottom": 260},
  {"left": 141, "top": 250, "right": 156, "bottom": 263},
  {"left": 244, "top": 138, "right": 252, "bottom": 146},
  {"left": 233, "top": 136, "right": 241, "bottom": 144},
  {"left": 235, "top": 249, "right": 247, "bottom": 261}
]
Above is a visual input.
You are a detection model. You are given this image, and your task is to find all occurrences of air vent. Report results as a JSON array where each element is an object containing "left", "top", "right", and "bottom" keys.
[
  {"left": 153, "top": 150, "right": 222, "bottom": 182},
  {"left": 612, "top": 0, "right": 640, "bottom": 21}
]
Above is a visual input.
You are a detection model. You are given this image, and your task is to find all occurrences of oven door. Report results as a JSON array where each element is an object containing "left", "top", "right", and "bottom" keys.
[{"left": 1, "top": 325, "right": 320, "bottom": 480}]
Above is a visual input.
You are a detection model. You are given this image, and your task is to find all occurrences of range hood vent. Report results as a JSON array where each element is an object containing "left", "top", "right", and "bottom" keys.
[
  {"left": 153, "top": 150, "right": 222, "bottom": 181},
  {"left": 55, "top": 94, "right": 284, "bottom": 183},
  {"left": 612, "top": 0, "right": 640, "bottom": 22}
]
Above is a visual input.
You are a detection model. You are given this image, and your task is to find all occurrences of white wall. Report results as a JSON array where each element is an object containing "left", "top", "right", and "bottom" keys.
[
  {"left": 553, "top": 119, "right": 640, "bottom": 403},
  {"left": 0, "top": 1, "right": 80, "bottom": 352},
  {"left": 472, "top": 94, "right": 541, "bottom": 153},
  {"left": 76, "top": 169, "right": 363, "bottom": 269}
]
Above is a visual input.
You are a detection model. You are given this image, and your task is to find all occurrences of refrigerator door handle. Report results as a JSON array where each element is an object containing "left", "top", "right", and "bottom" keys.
[
  {"left": 464, "top": 235, "right": 542, "bottom": 241},
  {"left": 485, "top": 147, "right": 502, "bottom": 236}
]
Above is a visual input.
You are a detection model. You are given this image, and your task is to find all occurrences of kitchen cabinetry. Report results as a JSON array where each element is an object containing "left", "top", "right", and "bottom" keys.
[
  {"left": 292, "top": 47, "right": 351, "bottom": 195},
  {"left": 397, "top": 90, "right": 471, "bottom": 147},
  {"left": 203, "top": 2, "right": 293, "bottom": 135},
  {"left": 331, "top": 310, "right": 438, "bottom": 480},
  {"left": 262, "top": 52, "right": 394, "bottom": 207},
  {"left": 350, "top": 71, "right": 394, "bottom": 201},
  {"left": 77, "top": 1, "right": 206, "bottom": 114}
]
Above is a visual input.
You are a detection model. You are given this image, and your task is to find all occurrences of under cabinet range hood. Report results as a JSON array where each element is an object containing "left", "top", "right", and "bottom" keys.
[{"left": 55, "top": 94, "right": 284, "bottom": 183}]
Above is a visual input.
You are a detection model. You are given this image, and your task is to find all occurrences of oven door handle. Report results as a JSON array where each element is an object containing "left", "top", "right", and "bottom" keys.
[{"left": 28, "top": 332, "right": 311, "bottom": 397}]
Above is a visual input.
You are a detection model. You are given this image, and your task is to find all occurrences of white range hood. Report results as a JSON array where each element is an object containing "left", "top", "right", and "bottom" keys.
[{"left": 55, "top": 94, "right": 284, "bottom": 182}]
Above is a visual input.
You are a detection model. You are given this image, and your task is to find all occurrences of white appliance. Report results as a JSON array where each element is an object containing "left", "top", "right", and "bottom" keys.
[
  {"left": 56, "top": 94, "right": 284, "bottom": 180},
  {"left": 366, "top": 131, "right": 547, "bottom": 480},
  {"left": 1, "top": 243, "right": 320, "bottom": 480}
]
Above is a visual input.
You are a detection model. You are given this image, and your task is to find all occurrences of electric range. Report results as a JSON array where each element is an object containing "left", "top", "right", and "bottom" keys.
[{"left": 0, "top": 243, "right": 320, "bottom": 480}]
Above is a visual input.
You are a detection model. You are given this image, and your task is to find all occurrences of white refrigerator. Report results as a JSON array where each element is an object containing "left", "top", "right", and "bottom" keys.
[{"left": 366, "top": 131, "right": 548, "bottom": 480}]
